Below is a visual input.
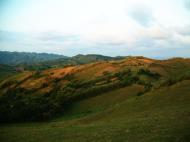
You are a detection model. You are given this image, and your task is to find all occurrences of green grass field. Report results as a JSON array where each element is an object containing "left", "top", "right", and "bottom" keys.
[{"left": 1, "top": 80, "right": 190, "bottom": 142}]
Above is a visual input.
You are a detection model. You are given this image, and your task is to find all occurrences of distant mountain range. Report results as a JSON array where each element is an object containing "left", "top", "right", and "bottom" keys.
[
  {"left": 0, "top": 51, "right": 125, "bottom": 70},
  {"left": 0, "top": 51, "right": 67, "bottom": 65}
]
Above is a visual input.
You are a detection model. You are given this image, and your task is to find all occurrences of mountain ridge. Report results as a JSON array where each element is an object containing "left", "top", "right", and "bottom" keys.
[{"left": 0, "top": 51, "right": 125, "bottom": 65}]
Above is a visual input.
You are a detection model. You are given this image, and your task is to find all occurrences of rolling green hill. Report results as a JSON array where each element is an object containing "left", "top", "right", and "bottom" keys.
[{"left": 0, "top": 57, "right": 190, "bottom": 142}]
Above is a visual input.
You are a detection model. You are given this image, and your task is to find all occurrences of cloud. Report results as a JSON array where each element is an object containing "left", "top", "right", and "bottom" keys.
[
  {"left": 176, "top": 26, "right": 190, "bottom": 36},
  {"left": 0, "top": 31, "right": 84, "bottom": 55},
  {"left": 184, "top": 0, "right": 190, "bottom": 10},
  {"left": 128, "top": 7, "right": 155, "bottom": 27},
  {"left": 1, "top": 22, "right": 190, "bottom": 57},
  {"left": 34, "top": 32, "right": 80, "bottom": 45},
  {"left": 0, "top": 31, "right": 80, "bottom": 44}
]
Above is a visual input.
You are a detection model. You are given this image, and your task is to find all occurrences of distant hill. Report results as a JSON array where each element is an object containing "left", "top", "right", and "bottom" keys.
[
  {"left": 0, "top": 51, "right": 125, "bottom": 70},
  {"left": 0, "top": 51, "right": 67, "bottom": 65},
  {"left": 31, "top": 54, "right": 124, "bottom": 69},
  {"left": 72, "top": 54, "right": 114, "bottom": 64},
  {"left": 0, "top": 52, "right": 124, "bottom": 70}
]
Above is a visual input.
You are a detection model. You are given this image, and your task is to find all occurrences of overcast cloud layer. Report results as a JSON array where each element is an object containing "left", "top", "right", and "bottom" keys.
[{"left": 0, "top": 0, "right": 190, "bottom": 57}]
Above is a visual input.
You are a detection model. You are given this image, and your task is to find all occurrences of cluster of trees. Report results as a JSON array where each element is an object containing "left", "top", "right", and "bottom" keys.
[
  {"left": 137, "top": 68, "right": 160, "bottom": 79},
  {"left": 116, "top": 71, "right": 139, "bottom": 86},
  {"left": 0, "top": 80, "right": 17, "bottom": 89},
  {"left": 159, "top": 75, "right": 190, "bottom": 87},
  {"left": 0, "top": 91, "right": 62, "bottom": 122}
]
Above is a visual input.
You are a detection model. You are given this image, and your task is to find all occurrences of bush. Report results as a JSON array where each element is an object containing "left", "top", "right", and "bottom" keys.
[
  {"left": 122, "top": 75, "right": 139, "bottom": 86},
  {"left": 138, "top": 68, "right": 160, "bottom": 79},
  {"left": 144, "top": 83, "right": 152, "bottom": 92},
  {"left": 0, "top": 80, "right": 16, "bottom": 89},
  {"left": 115, "top": 69, "right": 131, "bottom": 80},
  {"left": 137, "top": 91, "right": 144, "bottom": 96},
  {"left": 33, "top": 70, "right": 42, "bottom": 78}
]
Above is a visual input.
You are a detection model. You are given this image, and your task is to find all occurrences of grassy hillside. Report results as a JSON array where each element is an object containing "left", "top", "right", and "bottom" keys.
[
  {"left": 0, "top": 80, "right": 189, "bottom": 142},
  {"left": 0, "top": 57, "right": 190, "bottom": 141}
]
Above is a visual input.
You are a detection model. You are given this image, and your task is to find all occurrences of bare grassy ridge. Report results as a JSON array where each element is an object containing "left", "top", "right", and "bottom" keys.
[{"left": 0, "top": 57, "right": 190, "bottom": 141}]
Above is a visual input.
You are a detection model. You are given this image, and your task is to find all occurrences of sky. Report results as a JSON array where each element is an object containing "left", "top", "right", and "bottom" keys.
[{"left": 0, "top": 0, "right": 190, "bottom": 57}]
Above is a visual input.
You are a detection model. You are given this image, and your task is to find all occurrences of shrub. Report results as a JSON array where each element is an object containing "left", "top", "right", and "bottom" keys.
[
  {"left": 138, "top": 68, "right": 160, "bottom": 79},
  {"left": 115, "top": 69, "right": 131, "bottom": 80},
  {"left": 0, "top": 80, "right": 16, "bottom": 89},
  {"left": 122, "top": 75, "right": 139, "bottom": 86},
  {"left": 33, "top": 70, "right": 43, "bottom": 78},
  {"left": 137, "top": 91, "right": 144, "bottom": 96}
]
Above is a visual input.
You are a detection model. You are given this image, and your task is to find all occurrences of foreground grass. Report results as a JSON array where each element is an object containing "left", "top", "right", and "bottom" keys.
[{"left": 0, "top": 80, "right": 190, "bottom": 142}]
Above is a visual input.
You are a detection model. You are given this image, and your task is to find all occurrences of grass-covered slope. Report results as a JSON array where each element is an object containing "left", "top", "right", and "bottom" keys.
[{"left": 0, "top": 80, "right": 189, "bottom": 142}]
